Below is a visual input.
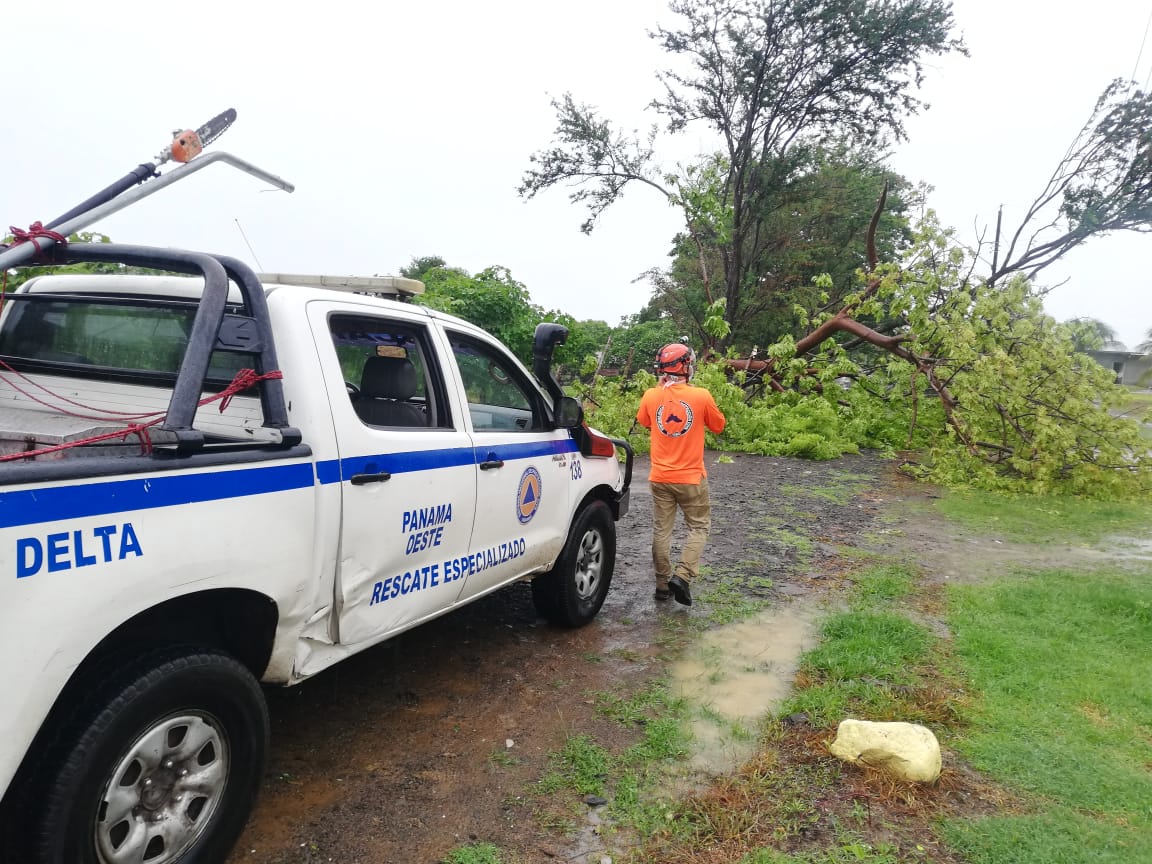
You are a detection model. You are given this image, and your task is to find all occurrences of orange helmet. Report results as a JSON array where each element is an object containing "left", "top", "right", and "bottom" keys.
[{"left": 654, "top": 343, "right": 694, "bottom": 378}]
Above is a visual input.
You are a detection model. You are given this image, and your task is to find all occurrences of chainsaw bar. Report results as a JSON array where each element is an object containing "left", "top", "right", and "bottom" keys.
[
  {"left": 163, "top": 108, "right": 238, "bottom": 164},
  {"left": 195, "top": 108, "right": 237, "bottom": 148}
]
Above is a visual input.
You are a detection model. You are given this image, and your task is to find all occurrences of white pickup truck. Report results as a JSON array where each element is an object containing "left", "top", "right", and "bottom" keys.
[{"left": 0, "top": 129, "right": 631, "bottom": 864}]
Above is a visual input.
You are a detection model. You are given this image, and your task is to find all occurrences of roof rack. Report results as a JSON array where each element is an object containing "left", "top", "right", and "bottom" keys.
[{"left": 256, "top": 273, "right": 425, "bottom": 297}]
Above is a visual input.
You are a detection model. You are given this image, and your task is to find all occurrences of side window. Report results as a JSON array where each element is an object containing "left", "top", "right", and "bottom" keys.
[
  {"left": 329, "top": 313, "right": 451, "bottom": 429},
  {"left": 448, "top": 332, "right": 546, "bottom": 433}
]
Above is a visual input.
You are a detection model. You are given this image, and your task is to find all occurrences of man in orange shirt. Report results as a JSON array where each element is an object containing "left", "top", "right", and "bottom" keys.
[{"left": 635, "top": 343, "right": 726, "bottom": 606}]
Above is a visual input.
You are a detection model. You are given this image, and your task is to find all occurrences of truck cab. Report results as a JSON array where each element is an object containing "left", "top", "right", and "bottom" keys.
[{"left": 0, "top": 250, "right": 631, "bottom": 864}]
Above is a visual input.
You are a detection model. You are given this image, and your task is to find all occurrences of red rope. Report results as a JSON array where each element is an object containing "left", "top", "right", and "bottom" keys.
[
  {"left": 0, "top": 358, "right": 164, "bottom": 421},
  {"left": 7, "top": 222, "right": 67, "bottom": 256},
  {"left": 0, "top": 368, "right": 284, "bottom": 462},
  {"left": 214, "top": 368, "right": 282, "bottom": 412}
]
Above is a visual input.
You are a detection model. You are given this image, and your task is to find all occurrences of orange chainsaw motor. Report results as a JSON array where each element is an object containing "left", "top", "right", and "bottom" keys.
[{"left": 170, "top": 129, "right": 204, "bottom": 163}]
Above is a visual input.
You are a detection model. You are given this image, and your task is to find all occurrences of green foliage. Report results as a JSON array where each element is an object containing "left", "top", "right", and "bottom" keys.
[
  {"left": 1, "top": 232, "right": 153, "bottom": 291},
  {"left": 1137, "top": 326, "right": 1152, "bottom": 354},
  {"left": 522, "top": 0, "right": 964, "bottom": 347},
  {"left": 1062, "top": 316, "right": 1117, "bottom": 352},
  {"left": 416, "top": 263, "right": 541, "bottom": 360},
  {"left": 658, "top": 147, "right": 918, "bottom": 350},
  {"left": 867, "top": 219, "right": 1152, "bottom": 497},
  {"left": 595, "top": 680, "right": 686, "bottom": 728},
  {"left": 584, "top": 229, "right": 1152, "bottom": 498},
  {"left": 848, "top": 563, "right": 917, "bottom": 605},
  {"left": 406, "top": 259, "right": 603, "bottom": 373},
  {"left": 694, "top": 212, "right": 1152, "bottom": 498},
  {"left": 398, "top": 254, "right": 446, "bottom": 280},
  {"left": 582, "top": 361, "right": 926, "bottom": 460},
  {"left": 602, "top": 315, "right": 682, "bottom": 372},
  {"left": 702, "top": 297, "right": 731, "bottom": 341}
]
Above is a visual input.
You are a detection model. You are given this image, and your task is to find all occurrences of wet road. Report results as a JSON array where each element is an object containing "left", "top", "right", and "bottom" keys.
[{"left": 228, "top": 452, "right": 891, "bottom": 863}]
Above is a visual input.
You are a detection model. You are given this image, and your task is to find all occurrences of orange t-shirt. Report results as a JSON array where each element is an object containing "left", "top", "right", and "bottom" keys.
[{"left": 636, "top": 382, "right": 726, "bottom": 484}]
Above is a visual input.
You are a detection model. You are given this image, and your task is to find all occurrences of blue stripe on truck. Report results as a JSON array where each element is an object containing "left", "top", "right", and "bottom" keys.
[
  {"left": 0, "top": 463, "right": 317, "bottom": 530},
  {"left": 1, "top": 438, "right": 580, "bottom": 529},
  {"left": 315, "top": 438, "right": 578, "bottom": 484}
]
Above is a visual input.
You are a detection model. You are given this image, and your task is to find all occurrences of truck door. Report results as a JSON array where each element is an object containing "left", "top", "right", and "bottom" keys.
[
  {"left": 443, "top": 329, "right": 573, "bottom": 602},
  {"left": 309, "top": 304, "right": 477, "bottom": 645}
]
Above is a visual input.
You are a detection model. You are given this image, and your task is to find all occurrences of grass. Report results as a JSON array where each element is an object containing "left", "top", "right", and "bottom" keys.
[
  {"left": 595, "top": 680, "right": 685, "bottom": 726},
  {"left": 692, "top": 560, "right": 777, "bottom": 627},
  {"left": 525, "top": 486, "right": 1152, "bottom": 864},
  {"left": 778, "top": 473, "right": 872, "bottom": 505},
  {"left": 1121, "top": 386, "right": 1152, "bottom": 417},
  {"left": 442, "top": 842, "right": 504, "bottom": 864},
  {"left": 779, "top": 563, "right": 944, "bottom": 727},
  {"left": 739, "top": 835, "right": 905, "bottom": 863},
  {"left": 539, "top": 682, "right": 690, "bottom": 798},
  {"left": 941, "top": 565, "right": 1152, "bottom": 861},
  {"left": 538, "top": 734, "right": 613, "bottom": 796},
  {"left": 934, "top": 487, "right": 1152, "bottom": 544},
  {"left": 488, "top": 746, "right": 520, "bottom": 769},
  {"left": 848, "top": 562, "right": 916, "bottom": 605},
  {"left": 532, "top": 678, "right": 693, "bottom": 848},
  {"left": 754, "top": 513, "right": 816, "bottom": 560}
]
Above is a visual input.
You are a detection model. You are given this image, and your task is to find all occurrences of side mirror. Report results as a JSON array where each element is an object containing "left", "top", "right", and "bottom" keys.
[{"left": 554, "top": 395, "right": 584, "bottom": 430}]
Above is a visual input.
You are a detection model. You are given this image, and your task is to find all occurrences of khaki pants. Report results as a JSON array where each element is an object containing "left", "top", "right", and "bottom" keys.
[{"left": 650, "top": 476, "right": 711, "bottom": 588}]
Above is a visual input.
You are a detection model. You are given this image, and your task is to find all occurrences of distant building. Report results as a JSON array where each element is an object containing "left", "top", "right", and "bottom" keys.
[{"left": 1086, "top": 346, "right": 1152, "bottom": 387}]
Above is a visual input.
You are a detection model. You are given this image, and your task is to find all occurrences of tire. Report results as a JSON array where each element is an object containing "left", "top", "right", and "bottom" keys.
[
  {"left": 26, "top": 648, "right": 268, "bottom": 864},
  {"left": 532, "top": 499, "right": 615, "bottom": 627}
]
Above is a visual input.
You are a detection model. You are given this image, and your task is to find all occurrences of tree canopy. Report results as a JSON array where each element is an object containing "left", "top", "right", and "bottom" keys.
[
  {"left": 401, "top": 256, "right": 607, "bottom": 373},
  {"left": 520, "top": 0, "right": 965, "bottom": 349},
  {"left": 1063, "top": 317, "right": 1119, "bottom": 353}
]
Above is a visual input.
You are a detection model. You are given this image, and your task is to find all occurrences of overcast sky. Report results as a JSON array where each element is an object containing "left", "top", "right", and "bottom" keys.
[{"left": 5, "top": 0, "right": 1152, "bottom": 349}]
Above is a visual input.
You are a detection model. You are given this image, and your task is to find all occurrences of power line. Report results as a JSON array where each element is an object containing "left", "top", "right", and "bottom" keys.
[
  {"left": 234, "top": 218, "right": 265, "bottom": 272},
  {"left": 1135, "top": 4, "right": 1152, "bottom": 87}
]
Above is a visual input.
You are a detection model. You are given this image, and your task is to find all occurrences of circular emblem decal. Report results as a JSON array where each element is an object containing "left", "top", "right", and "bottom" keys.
[
  {"left": 516, "top": 467, "right": 543, "bottom": 524},
  {"left": 655, "top": 400, "right": 694, "bottom": 438}
]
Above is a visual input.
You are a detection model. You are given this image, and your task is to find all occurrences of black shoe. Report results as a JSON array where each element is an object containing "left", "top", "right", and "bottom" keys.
[
  {"left": 668, "top": 575, "right": 692, "bottom": 606},
  {"left": 654, "top": 587, "right": 673, "bottom": 601}
]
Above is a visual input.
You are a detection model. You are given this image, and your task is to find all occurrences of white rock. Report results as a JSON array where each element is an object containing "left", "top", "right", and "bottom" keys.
[{"left": 829, "top": 719, "right": 941, "bottom": 782}]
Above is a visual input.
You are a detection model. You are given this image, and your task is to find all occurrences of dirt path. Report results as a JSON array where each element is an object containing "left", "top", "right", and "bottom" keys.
[{"left": 228, "top": 452, "right": 898, "bottom": 864}]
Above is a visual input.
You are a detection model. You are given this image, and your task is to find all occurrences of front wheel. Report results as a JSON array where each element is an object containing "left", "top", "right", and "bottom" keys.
[
  {"left": 27, "top": 648, "right": 268, "bottom": 864},
  {"left": 532, "top": 499, "right": 615, "bottom": 627}
]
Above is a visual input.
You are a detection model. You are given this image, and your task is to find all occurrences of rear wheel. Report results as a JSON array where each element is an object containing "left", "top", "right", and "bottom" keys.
[
  {"left": 27, "top": 648, "right": 268, "bottom": 864},
  {"left": 532, "top": 499, "right": 615, "bottom": 627}
]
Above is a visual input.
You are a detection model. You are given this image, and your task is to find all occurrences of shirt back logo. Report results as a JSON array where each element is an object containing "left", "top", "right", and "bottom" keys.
[{"left": 655, "top": 400, "right": 694, "bottom": 438}]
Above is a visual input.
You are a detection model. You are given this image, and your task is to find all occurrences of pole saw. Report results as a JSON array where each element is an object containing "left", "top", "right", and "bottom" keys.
[
  {"left": 0, "top": 109, "right": 293, "bottom": 273},
  {"left": 45, "top": 109, "right": 239, "bottom": 230}
]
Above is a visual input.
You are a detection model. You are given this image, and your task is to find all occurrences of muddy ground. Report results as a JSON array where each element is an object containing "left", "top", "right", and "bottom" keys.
[{"left": 225, "top": 452, "right": 964, "bottom": 864}]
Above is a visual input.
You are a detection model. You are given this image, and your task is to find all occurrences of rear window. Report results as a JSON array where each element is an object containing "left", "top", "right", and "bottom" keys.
[{"left": 0, "top": 297, "right": 248, "bottom": 382}]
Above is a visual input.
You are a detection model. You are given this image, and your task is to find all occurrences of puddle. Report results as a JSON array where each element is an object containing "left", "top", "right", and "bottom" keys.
[
  {"left": 1101, "top": 535, "right": 1152, "bottom": 560},
  {"left": 671, "top": 597, "right": 824, "bottom": 774},
  {"left": 561, "top": 599, "right": 827, "bottom": 864}
]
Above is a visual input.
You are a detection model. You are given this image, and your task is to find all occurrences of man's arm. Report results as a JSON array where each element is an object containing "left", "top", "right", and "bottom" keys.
[
  {"left": 705, "top": 395, "right": 726, "bottom": 434},
  {"left": 636, "top": 390, "right": 653, "bottom": 429}
]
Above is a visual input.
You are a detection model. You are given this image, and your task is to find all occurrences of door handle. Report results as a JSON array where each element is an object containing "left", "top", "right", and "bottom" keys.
[
  {"left": 350, "top": 471, "right": 392, "bottom": 485},
  {"left": 479, "top": 458, "right": 504, "bottom": 470}
]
